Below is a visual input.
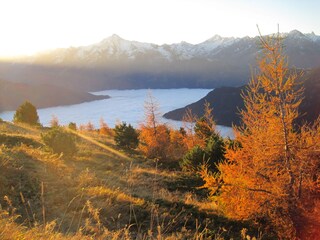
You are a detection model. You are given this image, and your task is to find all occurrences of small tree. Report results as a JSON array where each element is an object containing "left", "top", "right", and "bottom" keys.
[
  {"left": 139, "top": 123, "right": 171, "bottom": 160},
  {"left": 78, "top": 124, "right": 86, "bottom": 132},
  {"left": 181, "top": 133, "right": 225, "bottom": 173},
  {"left": 180, "top": 145, "right": 206, "bottom": 172},
  {"left": 13, "top": 101, "right": 39, "bottom": 125},
  {"left": 114, "top": 122, "right": 139, "bottom": 150},
  {"left": 168, "top": 129, "right": 188, "bottom": 160},
  {"left": 85, "top": 121, "right": 95, "bottom": 131},
  {"left": 194, "top": 102, "right": 216, "bottom": 142},
  {"left": 182, "top": 103, "right": 216, "bottom": 151},
  {"left": 139, "top": 92, "right": 171, "bottom": 160},
  {"left": 99, "top": 117, "right": 111, "bottom": 135},
  {"left": 68, "top": 122, "right": 77, "bottom": 131},
  {"left": 182, "top": 108, "right": 199, "bottom": 150},
  {"left": 204, "top": 133, "right": 226, "bottom": 171},
  {"left": 50, "top": 115, "right": 59, "bottom": 128},
  {"left": 41, "top": 128, "right": 77, "bottom": 156}
]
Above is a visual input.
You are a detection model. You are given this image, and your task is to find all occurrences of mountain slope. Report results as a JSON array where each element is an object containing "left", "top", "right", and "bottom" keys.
[
  {"left": 0, "top": 121, "right": 262, "bottom": 239},
  {"left": 164, "top": 67, "right": 320, "bottom": 127},
  {"left": 1, "top": 30, "right": 320, "bottom": 91},
  {"left": 163, "top": 86, "right": 245, "bottom": 126},
  {"left": 0, "top": 80, "right": 109, "bottom": 112}
]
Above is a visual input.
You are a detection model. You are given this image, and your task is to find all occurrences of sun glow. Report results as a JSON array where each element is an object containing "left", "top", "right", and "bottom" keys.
[{"left": 0, "top": 0, "right": 318, "bottom": 57}]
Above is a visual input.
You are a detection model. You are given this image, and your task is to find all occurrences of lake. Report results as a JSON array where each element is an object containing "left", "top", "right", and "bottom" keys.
[{"left": 0, "top": 89, "right": 234, "bottom": 138}]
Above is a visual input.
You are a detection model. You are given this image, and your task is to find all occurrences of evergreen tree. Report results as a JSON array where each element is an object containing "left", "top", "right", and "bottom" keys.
[
  {"left": 181, "top": 133, "right": 225, "bottom": 173},
  {"left": 13, "top": 101, "right": 39, "bottom": 125},
  {"left": 68, "top": 122, "right": 77, "bottom": 131},
  {"left": 114, "top": 122, "right": 139, "bottom": 150}
]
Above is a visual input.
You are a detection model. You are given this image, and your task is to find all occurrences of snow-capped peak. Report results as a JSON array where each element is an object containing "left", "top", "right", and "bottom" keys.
[
  {"left": 99, "top": 34, "right": 126, "bottom": 47},
  {"left": 205, "top": 34, "right": 223, "bottom": 42},
  {"left": 32, "top": 30, "right": 320, "bottom": 65},
  {"left": 195, "top": 35, "right": 238, "bottom": 55},
  {"left": 306, "top": 32, "right": 320, "bottom": 42},
  {"left": 288, "top": 30, "right": 305, "bottom": 38}
]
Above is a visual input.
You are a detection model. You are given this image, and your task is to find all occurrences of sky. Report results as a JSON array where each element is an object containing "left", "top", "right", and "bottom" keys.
[{"left": 0, "top": 0, "right": 319, "bottom": 57}]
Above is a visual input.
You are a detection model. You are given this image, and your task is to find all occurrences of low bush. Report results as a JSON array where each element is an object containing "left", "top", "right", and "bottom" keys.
[
  {"left": 180, "top": 133, "right": 225, "bottom": 172},
  {"left": 68, "top": 122, "right": 77, "bottom": 131},
  {"left": 41, "top": 128, "right": 77, "bottom": 156},
  {"left": 180, "top": 145, "right": 206, "bottom": 172}
]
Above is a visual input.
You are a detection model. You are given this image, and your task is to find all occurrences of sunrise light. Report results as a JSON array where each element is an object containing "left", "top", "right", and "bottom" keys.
[{"left": 0, "top": 0, "right": 318, "bottom": 57}]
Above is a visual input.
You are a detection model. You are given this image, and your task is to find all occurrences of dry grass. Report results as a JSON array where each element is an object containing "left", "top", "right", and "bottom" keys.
[{"left": 0, "top": 121, "right": 264, "bottom": 239}]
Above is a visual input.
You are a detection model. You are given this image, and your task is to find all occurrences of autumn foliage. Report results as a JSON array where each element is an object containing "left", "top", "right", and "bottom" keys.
[
  {"left": 201, "top": 32, "right": 320, "bottom": 238},
  {"left": 99, "top": 117, "right": 112, "bottom": 136},
  {"left": 138, "top": 92, "right": 190, "bottom": 161}
]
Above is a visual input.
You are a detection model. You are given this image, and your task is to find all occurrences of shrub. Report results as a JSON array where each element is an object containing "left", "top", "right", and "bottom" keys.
[
  {"left": 180, "top": 133, "right": 225, "bottom": 172},
  {"left": 41, "top": 128, "right": 77, "bottom": 156},
  {"left": 204, "top": 133, "right": 226, "bottom": 171},
  {"left": 180, "top": 145, "right": 206, "bottom": 172},
  {"left": 13, "top": 101, "right": 39, "bottom": 125},
  {"left": 114, "top": 122, "right": 139, "bottom": 150},
  {"left": 68, "top": 122, "right": 77, "bottom": 131},
  {"left": 85, "top": 121, "right": 95, "bottom": 131}
]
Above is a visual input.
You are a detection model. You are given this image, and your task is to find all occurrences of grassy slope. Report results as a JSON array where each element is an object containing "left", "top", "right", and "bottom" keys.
[{"left": 0, "top": 121, "right": 263, "bottom": 239}]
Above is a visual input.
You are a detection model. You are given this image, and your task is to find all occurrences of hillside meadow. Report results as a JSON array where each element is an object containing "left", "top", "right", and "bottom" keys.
[{"left": 0, "top": 121, "right": 264, "bottom": 239}]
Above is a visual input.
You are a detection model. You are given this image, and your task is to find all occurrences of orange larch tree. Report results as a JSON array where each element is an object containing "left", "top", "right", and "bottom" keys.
[
  {"left": 139, "top": 91, "right": 170, "bottom": 160},
  {"left": 99, "top": 117, "right": 112, "bottom": 136},
  {"left": 201, "top": 30, "right": 320, "bottom": 238}
]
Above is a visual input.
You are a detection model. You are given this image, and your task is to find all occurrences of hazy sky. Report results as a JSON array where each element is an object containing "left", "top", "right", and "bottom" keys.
[{"left": 0, "top": 0, "right": 319, "bottom": 57}]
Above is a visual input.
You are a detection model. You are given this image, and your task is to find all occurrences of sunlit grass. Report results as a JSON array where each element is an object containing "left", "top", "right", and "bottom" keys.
[
  {"left": 0, "top": 120, "right": 263, "bottom": 239},
  {"left": 86, "top": 186, "right": 145, "bottom": 206}
]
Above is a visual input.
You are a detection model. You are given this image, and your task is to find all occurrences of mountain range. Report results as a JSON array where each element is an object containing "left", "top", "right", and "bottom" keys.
[{"left": 1, "top": 30, "right": 320, "bottom": 91}]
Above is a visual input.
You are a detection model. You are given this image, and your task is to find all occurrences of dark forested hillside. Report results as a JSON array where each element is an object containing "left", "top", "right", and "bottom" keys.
[
  {"left": 164, "top": 67, "right": 320, "bottom": 127},
  {"left": 0, "top": 80, "right": 109, "bottom": 112},
  {"left": 163, "top": 86, "right": 245, "bottom": 126}
]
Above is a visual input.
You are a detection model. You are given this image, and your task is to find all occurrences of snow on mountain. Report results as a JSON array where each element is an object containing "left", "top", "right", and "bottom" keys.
[
  {"left": 74, "top": 34, "right": 155, "bottom": 61},
  {"left": 5, "top": 29, "right": 320, "bottom": 92},
  {"left": 32, "top": 30, "right": 320, "bottom": 66},
  {"left": 306, "top": 32, "right": 320, "bottom": 43},
  {"left": 287, "top": 29, "right": 305, "bottom": 38}
]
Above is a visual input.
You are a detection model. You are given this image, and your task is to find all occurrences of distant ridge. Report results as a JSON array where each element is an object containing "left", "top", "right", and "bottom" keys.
[
  {"left": 164, "top": 67, "right": 320, "bottom": 127},
  {"left": 163, "top": 86, "right": 245, "bottom": 126},
  {"left": 1, "top": 30, "right": 320, "bottom": 91},
  {"left": 0, "top": 80, "right": 109, "bottom": 112}
]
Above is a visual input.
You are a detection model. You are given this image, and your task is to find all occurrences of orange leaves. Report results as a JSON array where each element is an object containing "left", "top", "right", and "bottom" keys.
[
  {"left": 138, "top": 91, "right": 171, "bottom": 160},
  {"left": 139, "top": 124, "right": 170, "bottom": 160},
  {"left": 99, "top": 117, "right": 112, "bottom": 136},
  {"left": 202, "top": 31, "right": 320, "bottom": 238}
]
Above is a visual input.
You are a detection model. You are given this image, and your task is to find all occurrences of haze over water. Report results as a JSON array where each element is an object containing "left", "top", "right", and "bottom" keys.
[{"left": 0, "top": 89, "right": 234, "bottom": 138}]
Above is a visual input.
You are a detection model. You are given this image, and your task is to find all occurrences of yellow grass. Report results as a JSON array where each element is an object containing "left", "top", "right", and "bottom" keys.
[{"left": 0, "top": 121, "right": 261, "bottom": 239}]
